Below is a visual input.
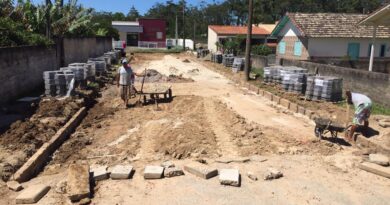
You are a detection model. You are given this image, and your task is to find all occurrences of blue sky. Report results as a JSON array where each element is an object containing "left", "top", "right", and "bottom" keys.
[{"left": 30, "top": 0, "right": 217, "bottom": 14}]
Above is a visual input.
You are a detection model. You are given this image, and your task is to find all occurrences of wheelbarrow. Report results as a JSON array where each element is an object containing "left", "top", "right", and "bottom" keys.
[{"left": 314, "top": 117, "right": 352, "bottom": 140}]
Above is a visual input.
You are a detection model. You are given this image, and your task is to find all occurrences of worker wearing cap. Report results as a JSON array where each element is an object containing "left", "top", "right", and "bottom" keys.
[
  {"left": 345, "top": 91, "right": 372, "bottom": 141},
  {"left": 116, "top": 59, "right": 134, "bottom": 107}
]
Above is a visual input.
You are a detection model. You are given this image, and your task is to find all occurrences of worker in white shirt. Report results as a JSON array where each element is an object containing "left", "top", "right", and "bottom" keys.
[{"left": 345, "top": 91, "right": 372, "bottom": 141}]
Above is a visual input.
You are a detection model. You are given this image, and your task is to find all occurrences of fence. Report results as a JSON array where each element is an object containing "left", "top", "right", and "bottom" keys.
[{"left": 138, "top": 41, "right": 166, "bottom": 48}]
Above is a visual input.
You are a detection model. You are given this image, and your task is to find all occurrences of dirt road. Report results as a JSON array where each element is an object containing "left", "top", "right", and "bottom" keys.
[{"left": 1, "top": 53, "right": 389, "bottom": 205}]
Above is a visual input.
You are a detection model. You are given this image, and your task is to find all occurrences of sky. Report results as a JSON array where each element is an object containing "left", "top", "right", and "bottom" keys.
[{"left": 31, "top": 0, "right": 217, "bottom": 15}]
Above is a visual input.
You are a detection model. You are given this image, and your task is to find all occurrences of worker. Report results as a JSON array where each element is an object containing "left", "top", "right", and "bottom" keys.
[
  {"left": 345, "top": 91, "right": 372, "bottom": 141},
  {"left": 116, "top": 59, "right": 143, "bottom": 107}
]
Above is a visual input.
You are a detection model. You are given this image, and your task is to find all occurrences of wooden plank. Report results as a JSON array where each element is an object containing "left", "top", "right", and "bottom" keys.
[{"left": 359, "top": 162, "right": 390, "bottom": 179}]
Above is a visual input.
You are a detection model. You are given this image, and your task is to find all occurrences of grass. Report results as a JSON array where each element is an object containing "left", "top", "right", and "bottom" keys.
[{"left": 250, "top": 67, "right": 264, "bottom": 79}]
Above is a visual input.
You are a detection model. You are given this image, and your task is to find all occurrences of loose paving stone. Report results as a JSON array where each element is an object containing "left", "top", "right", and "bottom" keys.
[
  {"left": 359, "top": 162, "right": 390, "bottom": 178},
  {"left": 264, "top": 168, "right": 283, "bottom": 180},
  {"left": 67, "top": 163, "right": 90, "bottom": 202},
  {"left": 247, "top": 171, "right": 258, "bottom": 181},
  {"left": 144, "top": 166, "right": 164, "bottom": 179},
  {"left": 184, "top": 163, "right": 218, "bottom": 179},
  {"left": 161, "top": 161, "right": 175, "bottom": 168},
  {"left": 215, "top": 157, "right": 250, "bottom": 164},
  {"left": 164, "top": 167, "right": 185, "bottom": 178},
  {"left": 369, "top": 154, "right": 389, "bottom": 166},
  {"left": 219, "top": 169, "right": 240, "bottom": 187},
  {"left": 7, "top": 181, "right": 23, "bottom": 191},
  {"left": 378, "top": 120, "right": 390, "bottom": 128},
  {"left": 15, "top": 184, "right": 50, "bottom": 204},
  {"left": 92, "top": 166, "right": 109, "bottom": 181},
  {"left": 110, "top": 165, "right": 133, "bottom": 179},
  {"left": 249, "top": 155, "right": 268, "bottom": 162}
]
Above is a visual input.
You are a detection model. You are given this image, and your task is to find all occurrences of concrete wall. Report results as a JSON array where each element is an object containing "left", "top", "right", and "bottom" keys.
[
  {"left": 310, "top": 57, "right": 390, "bottom": 74},
  {"left": 282, "top": 59, "right": 390, "bottom": 107},
  {"left": 0, "top": 45, "right": 58, "bottom": 103},
  {"left": 251, "top": 55, "right": 268, "bottom": 68},
  {"left": 308, "top": 38, "right": 390, "bottom": 58},
  {"left": 63, "top": 37, "right": 112, "bottom": 66},
  {"left": 0, "top": 37, "right": 112, "bottom": 104}
]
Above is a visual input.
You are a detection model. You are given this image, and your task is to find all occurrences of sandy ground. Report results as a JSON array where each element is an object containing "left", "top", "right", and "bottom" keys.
[{"left": 1, "top": 53, "right": 389, "bottom": 205}]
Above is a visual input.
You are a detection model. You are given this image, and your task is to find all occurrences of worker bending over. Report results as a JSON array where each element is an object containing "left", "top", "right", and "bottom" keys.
[{"left": 345, "top": 91, "right": 372, "bottom": 141}]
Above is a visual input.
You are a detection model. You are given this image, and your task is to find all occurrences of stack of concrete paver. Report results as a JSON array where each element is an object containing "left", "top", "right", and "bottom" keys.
[
  {"left": 88, "top": 58, "right": 107, "bottom": 75},
  {"left": 306, "top": 76, "right": 343, "bottom": 102},
  {"left": 222, "top": 54, "right": 234, "bottom": 67},
  {"left": 232, "top": 57, "right": 245, "bottom": 73},
  {"left": 55, "top": 73, "right": 67, "bottom": 96},
  {"left": 43, "top": 71, "right": 59, "bottom": 96}
]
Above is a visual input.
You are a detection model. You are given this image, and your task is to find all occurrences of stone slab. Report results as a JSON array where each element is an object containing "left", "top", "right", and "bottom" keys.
[
  {"left": 280, "top": 98, "right": 290, "bottom": 109},
  {"left": 110, "top": 165, "right": 133, "bottom": 179},
  {"left": 272, "top": 95, "right": 281, "bottom": 104},
  {"left": 144, "top": 166, "right": 164, "bottom": 179},
  {"left": 219, "top": 169, "right": 240, "bottom": 187},
  {"left": 184, "top": 163, "right": 218, "bottom": 179},
  {"left": 264, "top": 168, "right": 283, "bottom": 180},
  {"left": 264, "top": 91, "right": 273, "bottom": 101},
  {"left": 92, "top": 166, "right": 109, "bottom": 181},
  {"left": 161, "top": 161, "right": 175, "bottom": 168},
  {"left": 289, "top": 102, "right": 298, "bottom": 113},
  {"left": 359, "top": 162, "right": 390, "bottom": 178},
  {"left": 164, "top": 167, "right": 185, "bottom": 178},
  {"left": 14, "top": 107, "right": 87, "bottom": 183},
  {"left": 247, "top": 171, "right": 258, "bottom": 181},
  {"left": 7, "top": 181, "right": 23, "bottom": 192},
  {"left": 15, "top": 184, "right": 50, "bottom": 204},
  {"left": 215, "top": 157, "right": 250, "bottom": 164},
  {"left": 67, "top": 163, "right": 90, "bottom": 202},
  {"left": 297, "top": 106, "right": 306, "bottom": 115},
  {"left": 369, "top": 154, "right": 389, "bottom": 166}
]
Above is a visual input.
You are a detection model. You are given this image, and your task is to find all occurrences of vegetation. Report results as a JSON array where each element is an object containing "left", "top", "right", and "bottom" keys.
[{"left": 252, "top": 45, "right": 273, "bottom": 56}]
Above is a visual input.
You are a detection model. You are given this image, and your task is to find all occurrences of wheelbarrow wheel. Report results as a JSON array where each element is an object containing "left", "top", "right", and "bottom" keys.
[
  {"left": 168, "top": 88, "right": 172, "bottom": 99},
  {"left": 314, "top": 126, "right": 323, "bottom": 140}
]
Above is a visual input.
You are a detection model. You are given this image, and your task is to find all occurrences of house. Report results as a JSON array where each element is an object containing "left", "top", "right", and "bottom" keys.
[
  {"left": 271, "top": 13, "right": 390, "bottom": 61},
  {"left": 207, "top": 25, "right": 275, "bottom": 53},
  {"left": 112, "top": 19, "right": 166, "bottom": 48}
]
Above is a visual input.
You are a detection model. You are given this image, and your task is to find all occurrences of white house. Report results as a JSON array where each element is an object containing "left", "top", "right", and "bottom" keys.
[
  {"left": 271, "top": 13, "right": 390, "bottom": 61},
  {"left": 207, "top": 25, "right": 275, "bottom": 53}
]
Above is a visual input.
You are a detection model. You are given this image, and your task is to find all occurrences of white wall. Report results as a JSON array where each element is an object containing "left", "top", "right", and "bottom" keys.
[
  {"left": 167, "top": 39, "right": 194, "bottom": 50},
  {"left": 308, "top": 38, "right": 390, "bottom": 58},
  {"left": 208, "top": 27, "right": 218, "bottom": 52}
]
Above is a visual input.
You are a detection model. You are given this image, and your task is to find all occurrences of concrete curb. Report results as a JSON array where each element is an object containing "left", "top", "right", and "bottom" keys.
[{"left": 13, "top": 107, "right": 87, "bottom": 183}]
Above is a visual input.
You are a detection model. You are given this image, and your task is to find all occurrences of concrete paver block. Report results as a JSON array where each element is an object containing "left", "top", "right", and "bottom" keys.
[
  {"left": 144, "top": 166, "right": 164, "bottom": 179},
  {"left": 359, "top": 162, "right": 390, "bottom": 178},
  {"left": 219, "top": 169, "right": 240, "bottom": 187},
  {"left": 184, "top": 163, "right": 218, "bottom": 179},
  {"left": 298, "top": 106, "right": 306, "bottom": 115},
  {"left": 264, "top": 168, "right": 283, "bottom": 180},
  {"left": 161, "top": 161, "right": 175, "bottom": 168},
  {"left": 92, "top": 166, "right": 109, "bottom": 181},
  {"left": 15, "top": 184, "right": 50, "bottom": 204},
  {"left": 264, "top": 91, "right": 273, "bottom": 101},
  {"left": 7, "top": 181, "right": 23, "bottom": 192},
  {"left": 369, "top": 154, "right": 389, "bottom": 166},
  {"left": 67, "top": 163, "right": 90, "bottom": 202},
  {"left": 110, "top": 165, "right": 133, "bottom": 179},
  {"left": 247, "top": 171, "right": 258, "bottom": 181},
  {"left": 164, "top": 167, "right": 185, "bottom": 178},
  {"left": 272, "top": 95, "right": 281, "bottom": 104}
]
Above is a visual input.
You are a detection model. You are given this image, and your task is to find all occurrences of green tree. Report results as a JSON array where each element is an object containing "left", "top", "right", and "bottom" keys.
[{"left": 127, "top": 5, "right": 140, "bottom": 21}]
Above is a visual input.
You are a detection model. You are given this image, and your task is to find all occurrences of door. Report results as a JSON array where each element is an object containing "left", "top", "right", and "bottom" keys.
[
  {"left": 347, "top": 43, "right": 360, "bottom": 60},
  {"left": 380, "top": 44, "right": 386, "bottom": 57},
  {"left": 294, "top": 41, "right": 302, "bottom": 56},
  {"left": 126, "top": 33, "right": 138, "bottom": 46}
]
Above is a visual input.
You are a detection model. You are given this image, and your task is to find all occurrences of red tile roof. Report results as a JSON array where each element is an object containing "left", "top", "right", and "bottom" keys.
[{"left": 209, "top": 25, "right": 270, "bottom": 35}]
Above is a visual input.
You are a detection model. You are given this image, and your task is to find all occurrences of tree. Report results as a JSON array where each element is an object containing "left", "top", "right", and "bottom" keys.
[{"left": 127, "top": 6, "right": 140, "bottom": 21}]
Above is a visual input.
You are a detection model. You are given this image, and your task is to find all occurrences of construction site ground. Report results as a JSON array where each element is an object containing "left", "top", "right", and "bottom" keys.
[{"left": 1, "top": 53, "right": 389, "bottom": 204}]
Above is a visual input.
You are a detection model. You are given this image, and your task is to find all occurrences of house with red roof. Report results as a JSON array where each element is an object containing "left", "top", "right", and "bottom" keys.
[{"left": 207, "top": 25, "right": 276, "bottom": 52}]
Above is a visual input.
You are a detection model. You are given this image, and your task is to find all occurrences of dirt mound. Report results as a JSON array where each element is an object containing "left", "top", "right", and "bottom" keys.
[
  {"left": 0, "top": 98, "right": 82, "bottom": 181},
  {"left": 136, "top": 69, "right": 193, "bottom": 83}
]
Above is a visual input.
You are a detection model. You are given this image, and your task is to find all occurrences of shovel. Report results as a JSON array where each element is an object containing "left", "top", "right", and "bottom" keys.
[{"left": 135, "top": 68, "right": 147, "bottom": 106}]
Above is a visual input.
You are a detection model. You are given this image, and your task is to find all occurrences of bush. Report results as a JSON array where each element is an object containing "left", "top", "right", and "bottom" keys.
[
  {"left": 251, "top": 45, "right": 272, "bottom": 56},
  {"left": 0, "top": 17, "right": 53, "bottom": 47}
]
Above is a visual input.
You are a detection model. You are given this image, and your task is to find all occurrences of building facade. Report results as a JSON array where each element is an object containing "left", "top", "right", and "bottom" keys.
[
  {"left": 112, "top": 19, "right": 166, "bottom": 48},
  {"left": 272, "top": 13, "right": 390, "bottom": 61}
]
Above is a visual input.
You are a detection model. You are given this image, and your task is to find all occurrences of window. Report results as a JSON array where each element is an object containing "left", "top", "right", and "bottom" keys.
[
  {"left": 279, "top": 41, "right": 286, "bottom": 54},
  {"left": 156, "top": 32, "right": 163, "bottom": 40},
  {"left": 294, "top": 41, "right": 302, "bottom": 56},
  {"left": 380, "top": 44, "right": 386, "bottom": 57},
  {"left": 347, "top": 43, "right": 360, "bottom": 60}
]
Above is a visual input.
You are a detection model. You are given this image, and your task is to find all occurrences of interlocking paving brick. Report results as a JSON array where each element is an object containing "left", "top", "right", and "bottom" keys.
[{"left": 15, "top": 184, "right": 50, "bottom": 204}]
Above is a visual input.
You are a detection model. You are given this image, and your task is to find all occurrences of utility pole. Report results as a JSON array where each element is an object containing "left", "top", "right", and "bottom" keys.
[
  {"left": 244, "top": 0, "right": 253, "bottom": 81},
  {"left": 182, "top": 0, "right": 186, "bottom": 51},
  {"left": 175, "top": 14, "right": 178, "bottom": 47},
  {"left": 45, "top": 0, "right": 51, "bottom": 38},
  {"left": 193, "top": 21, "right": 196, "bottom": 50}
]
